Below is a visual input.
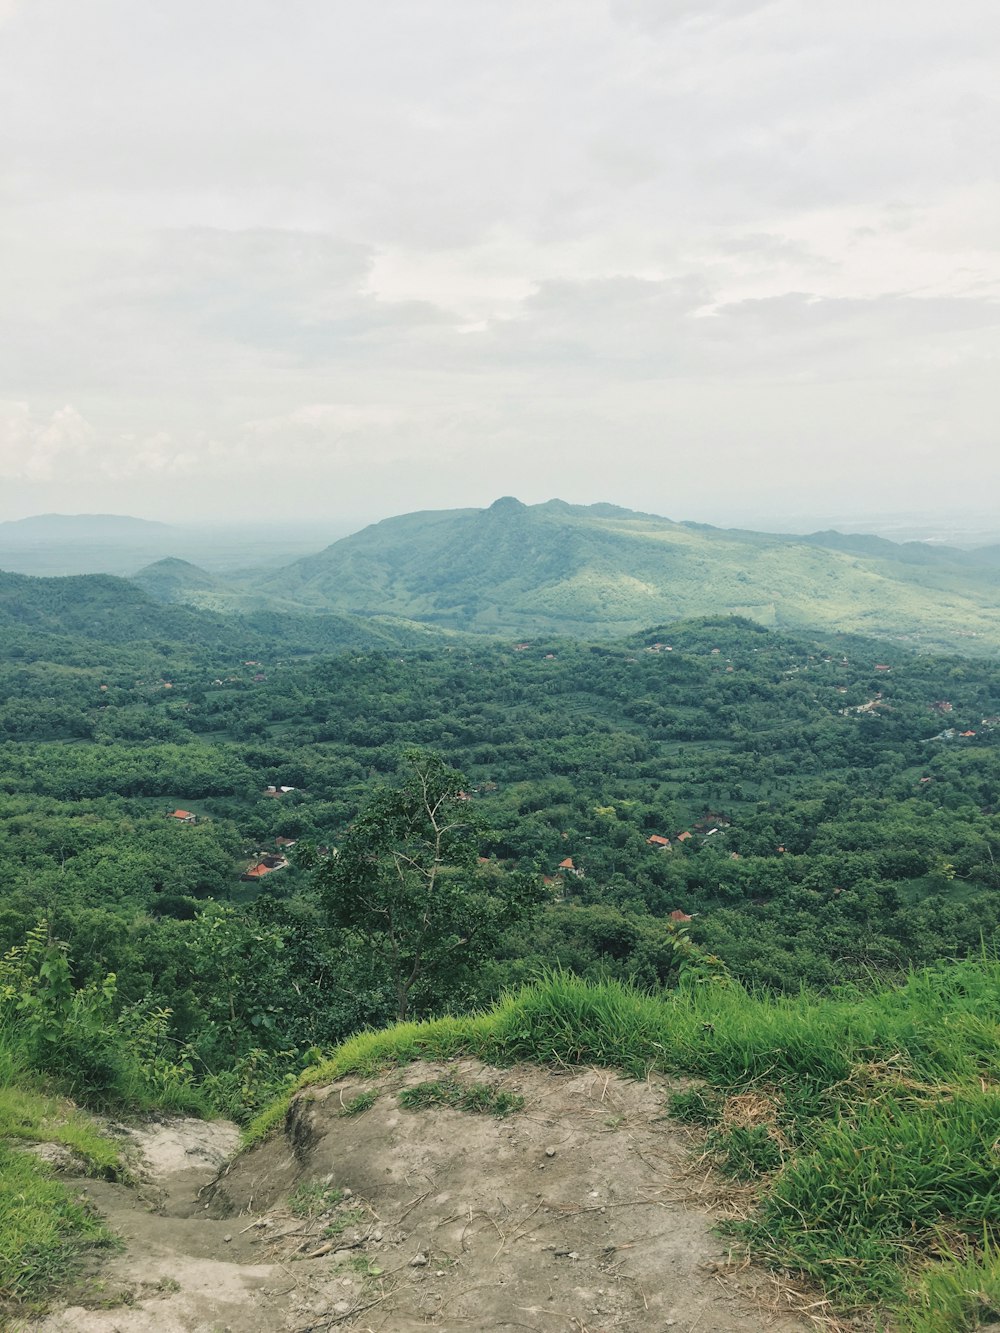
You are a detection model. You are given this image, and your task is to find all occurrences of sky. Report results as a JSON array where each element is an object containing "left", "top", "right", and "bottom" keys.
[{"left": 1, "top": 0, "right": 998, "bottom": 531}]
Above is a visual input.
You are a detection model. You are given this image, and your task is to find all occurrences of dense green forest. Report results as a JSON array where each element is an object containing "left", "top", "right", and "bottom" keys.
[{"left": 3, "top": 569, "right": 1000, "bottom": 1118}]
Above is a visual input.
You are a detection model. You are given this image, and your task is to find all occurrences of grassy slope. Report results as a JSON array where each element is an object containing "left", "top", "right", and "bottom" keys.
[
  {"left": 249, "top": 964, "right": 1000, "bottom": 1330},
  {"left": 0, "top": 1040, "right": 122, "bottom": 1309}
]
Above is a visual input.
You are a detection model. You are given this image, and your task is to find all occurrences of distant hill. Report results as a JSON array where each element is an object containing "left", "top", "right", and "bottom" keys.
[
  {"left": 132, "top": 558, "right": 224, "bottom": 604},
  {"left": 250, "top": 497, "right": 1000, "bottom": 653},
  {"left": 0, "top": 570, "right": 440, "bottom": 659},
  {"left": 0, "top": 513, "right": 171, "bottom": 541}
]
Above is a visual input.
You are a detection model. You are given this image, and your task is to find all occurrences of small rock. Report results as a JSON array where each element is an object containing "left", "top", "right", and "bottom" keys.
[
  {"left": 342, "top": 1187, "right": 353, "bottom": 1198},
  {"left": 223, "top": 1234, "right": 232, "bottom": 1243},
  {"left": 372, "top": 1229, "right": 383, "bottom": 1241},
  {"left": 410, "top": 1253, "right": 429, "bottom": 1267},
  {"left": 435, "top": 1270, "right": 444, "bottom": 1277},
  {"left": 333, "top": 1302, "right": 351, "bottom": 1316},
  {"left": 545, "top": 1147, "right": 556, "bottom": 1157}
]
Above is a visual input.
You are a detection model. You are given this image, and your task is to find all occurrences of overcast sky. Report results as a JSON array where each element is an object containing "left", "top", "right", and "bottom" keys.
[{"left": 1, "top": 0, "right": 998, "bottom": 530}]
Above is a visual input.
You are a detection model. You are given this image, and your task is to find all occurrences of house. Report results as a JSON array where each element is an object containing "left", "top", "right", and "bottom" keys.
[
  {"left": 558, "top": 857, "right": 583, "bottom": 877},
  {"left": 275, "top": 836, "right": 297, "bottom": 848},
  {"left": 647, "top": 834, "right": 671, "bottom": 849},
  {"left": 240, "top": 854, "right": 288, "bottom": 881},
  {"left": 874, "top": 664, "right": 892, "bottom": 673},
  {"left": 669, "top": 910, "right": 692, "bottom": 923},
  {"left": 676, "top": 831, "right": 692, "bottom": 843},
  {"left": 169, "top": 809, "right": 196, "bottom": 823},
  {"left": 961, "top": 730, "right": 977, "bottom": 738}
]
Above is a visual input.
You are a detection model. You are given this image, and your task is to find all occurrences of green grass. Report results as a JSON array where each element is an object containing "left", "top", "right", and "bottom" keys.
[
  {"left": 398, "top": 1076, "right": 524, "bottom": 1117},
  {"left": 0, "top": 1042, "right": 122, "bottom": 1309},
  {"left": 338, "top": 1089, "right": 378, "bottom": 1117},
  {"left": 246, "top": 959, "right": 1000, "bottom": 1328},
  {"left": 0, "top": 1086, "right": 122, "bottom": 1177},
  {"left": 0, "top": 1142, "right": 116, "bottom": 1305}
]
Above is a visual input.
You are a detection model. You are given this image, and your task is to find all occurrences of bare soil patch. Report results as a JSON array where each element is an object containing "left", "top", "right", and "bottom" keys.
[{"left": 27, "top": 1062, "right": 828, "bottom": 1332}]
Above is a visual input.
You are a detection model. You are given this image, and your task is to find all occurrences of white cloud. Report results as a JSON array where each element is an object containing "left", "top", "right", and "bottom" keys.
[
  {"left": 0, "top": 2, "right": 998, "bottom": 523},
  {"left": 0, "top": 402, "right": 94, "bottom": 480}
]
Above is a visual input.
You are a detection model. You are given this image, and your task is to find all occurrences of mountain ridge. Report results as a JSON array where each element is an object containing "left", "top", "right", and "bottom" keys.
[{"left": 248, "top": 498, "right": 1000, "bottom": 652}]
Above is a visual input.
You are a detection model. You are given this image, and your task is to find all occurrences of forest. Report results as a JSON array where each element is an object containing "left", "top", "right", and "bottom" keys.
[{"left": 3, "top": 578, "right": 1000, "bottom": 1119}]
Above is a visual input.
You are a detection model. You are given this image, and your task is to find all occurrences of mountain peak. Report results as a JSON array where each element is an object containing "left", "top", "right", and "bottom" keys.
[{"left": 487, "top": 496, "right": 526, "bottom": 515}]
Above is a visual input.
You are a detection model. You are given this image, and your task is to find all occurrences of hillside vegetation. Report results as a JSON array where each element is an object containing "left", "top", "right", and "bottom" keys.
[
  {"left": 2, "top": 574, "right": 1000, "bottom": 1324},
  {"left": 248, "top": 497, "right": 1000, "bottom": 653}
]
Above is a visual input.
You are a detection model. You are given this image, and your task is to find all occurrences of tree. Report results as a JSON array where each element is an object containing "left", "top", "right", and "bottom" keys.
[{"left": 316, "top": 750, "right": 542, "bottom": 1021}]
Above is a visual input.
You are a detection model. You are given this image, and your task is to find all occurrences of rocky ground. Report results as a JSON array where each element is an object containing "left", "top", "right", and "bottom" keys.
[{"left": 26, "top": 1061, "right": 833, "bottom": 1332}]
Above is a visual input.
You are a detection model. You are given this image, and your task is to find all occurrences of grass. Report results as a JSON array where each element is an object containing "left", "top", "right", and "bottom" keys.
[
  {"left": 0, "top": 1042, "right": 123, "bottom": 1310},
  {"left": 288, "top": 1180, "right": 344, "bottom": 1219},
  {"left": 398, "top": 1076, "right": 524, "bottom": 1117},
  {"left": 246, "top": 958, "right": 1000, "bottom": 1329},
  {"left": 0, "top": 1142, "right": 116, "bottom": 1306},
  {"left": 338, "top": 1089, "right": 378, "bottom": 1117}
]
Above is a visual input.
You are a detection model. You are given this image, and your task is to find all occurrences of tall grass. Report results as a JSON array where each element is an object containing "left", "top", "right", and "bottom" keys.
[
  {"left": 248, "top": 959, "right": 1000, "bottom": 1328},
  {"left": 0, "top": 1027, "right": 122, "bottom": 1310}
]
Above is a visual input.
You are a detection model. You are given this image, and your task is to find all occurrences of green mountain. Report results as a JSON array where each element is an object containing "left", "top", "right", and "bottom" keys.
[
  {"left": 0, "top": 569, "right": 439, "bottom": 658},
  {"left": 132, "top": 557, "right": 225, "bottom": 605},
  {"left": 256, "top": 497, "right": 1000, "bottom": 653}
]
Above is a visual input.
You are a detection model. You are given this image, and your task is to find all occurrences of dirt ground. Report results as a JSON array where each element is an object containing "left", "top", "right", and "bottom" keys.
[{"left": 27, "top": 1060, "right": 832, "bottom": 1332}]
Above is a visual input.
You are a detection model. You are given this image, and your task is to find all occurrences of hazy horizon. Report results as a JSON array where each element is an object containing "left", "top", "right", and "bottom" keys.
[
  {"left": 2, "top": 2, "right": 997, "bottom": 526},
  {"left": 4, "top": 498, "right": 1000, "bottom": 553}
]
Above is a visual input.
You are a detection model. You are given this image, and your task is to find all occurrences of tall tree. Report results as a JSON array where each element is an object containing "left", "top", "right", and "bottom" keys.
[{"left": 316, "top": 750, "right": 541, "bottom": 1020}]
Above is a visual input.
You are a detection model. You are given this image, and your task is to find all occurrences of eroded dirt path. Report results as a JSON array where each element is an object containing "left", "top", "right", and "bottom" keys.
[{"left": 30, "top": 1063, "right": 821, "bottom": 1332}]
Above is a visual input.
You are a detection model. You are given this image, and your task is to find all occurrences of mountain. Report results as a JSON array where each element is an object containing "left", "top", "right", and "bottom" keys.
[
  {"left": 0, "top": 513, "right": 171, "bottom": 541},
  {"left": 132, "top": 557, "right": 225, "bottom": 605},
  {"left": 255, "top": 497, "right": 1000, "bottom": 653},
  {"left": 0, "top": 569, "right": 439, "bottom": 658}
]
